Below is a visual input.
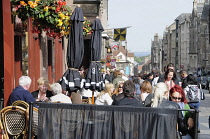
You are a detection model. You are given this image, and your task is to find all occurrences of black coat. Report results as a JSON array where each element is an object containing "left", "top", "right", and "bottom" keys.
[
  {"left": 144, "top": 93, "right": 154, "bottom": 107},
  {"left": 31, "top": 90, "right": 53, "bottom": 100},
  {"left": 112, "top": 96, "right": 144, "bottom": 107},
  {"left": 158, "top": 99, "right": 188, "bottom": 135},
  {"left": 105, "top": 73, "right": 114, "bottom": 83}
]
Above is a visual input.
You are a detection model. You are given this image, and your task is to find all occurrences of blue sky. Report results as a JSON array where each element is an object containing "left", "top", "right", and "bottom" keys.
[{"left": 108, "top": 0, "right": 194, "bottom": 53}]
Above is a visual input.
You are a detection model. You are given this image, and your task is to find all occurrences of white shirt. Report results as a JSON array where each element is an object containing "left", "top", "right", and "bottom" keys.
[
  {"left": 80, "top": 88, "right": 100, "bottom": 97},
  {"left": 152, "top": 77, "right": 159, "bottom": 87},
  {"left": 122, "top": 75, "right": 128, "bottom": 81},
  {"left": 50, "top": 94, "right": 72, "bottom": 103},
  {"left": 95, "top": 93, "right": 113, "bottom": 105}
]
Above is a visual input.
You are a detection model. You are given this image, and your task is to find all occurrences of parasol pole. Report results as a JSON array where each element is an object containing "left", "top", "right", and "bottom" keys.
[{"left": 92, "top": 90, "right": 95, "bottom": 104}]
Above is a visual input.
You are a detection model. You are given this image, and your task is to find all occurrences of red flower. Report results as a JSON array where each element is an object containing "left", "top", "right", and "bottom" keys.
[
  {"left": 56, "top": 6, "right": 60, "bottom": 12},
  {"left": 57, "top": 0, "right": 66, "bottom": 6}
]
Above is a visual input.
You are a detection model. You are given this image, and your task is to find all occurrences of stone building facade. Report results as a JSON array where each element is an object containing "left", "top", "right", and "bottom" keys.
[{"left": 151, "top": 0, "right": 210, "bottom": 75}]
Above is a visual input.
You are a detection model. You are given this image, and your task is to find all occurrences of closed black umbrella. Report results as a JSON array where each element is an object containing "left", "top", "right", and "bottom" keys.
[
  {"left": 85, "top": 18, "right": 104, "bottom": 92},
  {"left": 60, "top": 6, "right": 84, "bottom": 92}
]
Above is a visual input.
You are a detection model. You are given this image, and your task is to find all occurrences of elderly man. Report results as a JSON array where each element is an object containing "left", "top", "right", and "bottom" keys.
[
  {"left": 50, "top": 83, "right": 72, "bottom": 103},
  {"left": 9, "top": 76, "right": 35, "bottom": 105}
]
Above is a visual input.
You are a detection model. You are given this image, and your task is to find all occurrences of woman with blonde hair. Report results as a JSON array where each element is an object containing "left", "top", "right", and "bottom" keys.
[
  {"left": 31, "top": 76, "right": 53, "bottom": 102},
  {"left": 151, "top": 82, "right": 169, "bottom": 107},
  {"left": 140, "top": 80, "right": 152, "bottom": 103},
  {"left": 112, "top": 83, "right": 124, "bottom": 98},
  {"left": 95, "top": 83, "right": 114, "bottom": 105},
  {"left": 151, "top": 82, "right": 188, "bottom": 136}
]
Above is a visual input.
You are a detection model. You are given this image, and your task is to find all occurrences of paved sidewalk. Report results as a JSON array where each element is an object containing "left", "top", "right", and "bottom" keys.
[{"left": 198, "top": 89, "right": 210, "bottom": 139}]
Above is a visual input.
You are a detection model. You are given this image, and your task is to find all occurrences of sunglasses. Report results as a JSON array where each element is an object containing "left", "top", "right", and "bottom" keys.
[
  {"left": 171, "top": 96, "right": 182, "bottom": 100},
  {"left": 119, "top": 86, "right": 123, "bottom": 88}
]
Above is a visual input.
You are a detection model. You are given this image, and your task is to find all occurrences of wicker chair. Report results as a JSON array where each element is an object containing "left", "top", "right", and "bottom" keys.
[
  {"left": 12, "top": 100, "right": 29, "bottom": 109},
  {"left": 0, "top": 106, "right": 27, "bottom": 139}
]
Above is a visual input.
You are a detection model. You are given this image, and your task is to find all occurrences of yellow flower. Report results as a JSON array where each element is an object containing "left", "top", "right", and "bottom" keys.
[
  {"left": 65, "top": 16, "right": 70, "bottom": 20},
  {"left": 28, "top": 1, "right": 33, "bottom": 5},
  {"left": 35, "top": 0, "right": 40, "bottom": 4},
  {"left": 20, "top": 1, "right": 27, "bottom": 6},
  {"left": 61, "top": 26, "right": 65, "bottom": 30},
  {"left": 57, "top": 20, "right": 63, "bottom": 26},
  {"left": 65, "top": 32, "right": 69, "bottom": 35},
  {"left": 60, "top": 30, "right": 65, "bottom": 35},
  {"left": 84, "top": 28, "right": 89, "bottom": 32},
  {"left": 58, "top": 13, "right": 65, "bottom": 20},
  {"left": 28, "top": 1, "right": 37, "bottom": 8},
  {"left": 44, "top": 6, "right": 49, "bottom": 11}
]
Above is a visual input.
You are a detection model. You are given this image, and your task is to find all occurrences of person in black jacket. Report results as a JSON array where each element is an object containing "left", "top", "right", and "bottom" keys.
[
  {"left": 112, "top": 80, "right": 143, "bottom": 107},
  {"left": 180, "top": 70, "right": 189, "bottom": 88},
  {"left": 31, "top": 76, "right": 53, "bottom": 102}
]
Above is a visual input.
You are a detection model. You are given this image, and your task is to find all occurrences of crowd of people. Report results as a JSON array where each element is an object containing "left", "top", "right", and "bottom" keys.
[{"left": 7, "top": 63, "right": 202, "bottom": 139}]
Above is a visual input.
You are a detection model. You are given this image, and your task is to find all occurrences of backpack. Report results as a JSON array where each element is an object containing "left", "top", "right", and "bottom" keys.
[{"left": 184, "top": 85, "right": 201, "bottom": 102}]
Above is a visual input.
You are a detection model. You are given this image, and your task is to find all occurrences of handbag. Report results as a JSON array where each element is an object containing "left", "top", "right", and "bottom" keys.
[{"left": 200, "top": 84, "right": 205, "bottom": 100}]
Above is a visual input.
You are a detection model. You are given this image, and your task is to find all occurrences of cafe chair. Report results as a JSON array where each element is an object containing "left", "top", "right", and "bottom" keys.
[
  {"left": 12, "top": 100, "right": 29, "bottom": 109},
  {"left": 0, "top": 106, "right": 27, "bottom": 139},
  {"left": 0, "top": 117, "right": 7, "bottom": 139}
]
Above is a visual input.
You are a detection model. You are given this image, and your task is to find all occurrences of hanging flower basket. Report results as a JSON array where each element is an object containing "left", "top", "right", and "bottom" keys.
[{"left": 11, "top": 0, "right": 92, "bottom": 37}]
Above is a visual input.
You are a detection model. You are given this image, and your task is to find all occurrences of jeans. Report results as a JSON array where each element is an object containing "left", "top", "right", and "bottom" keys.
[
  {"left": 182, "top": 134, "right": 192, "bottom": 139},
  {"left": 188, "top": 102, "right": 200, "bottom": 110}
]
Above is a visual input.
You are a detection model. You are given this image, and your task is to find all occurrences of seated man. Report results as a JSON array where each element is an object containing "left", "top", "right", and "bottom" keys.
[
  {"left": 8, "top": 76, "right": 35, "bottom": 105},
  {"left": 50, "top": 83, "right": 72, "bottom": 103},
  {"left": 112, "top": 80, "right": 144, "bottom": 107}
]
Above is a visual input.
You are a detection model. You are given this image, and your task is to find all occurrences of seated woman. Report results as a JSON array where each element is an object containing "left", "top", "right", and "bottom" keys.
[
  {"left": 112, "top": 83, "right": 124, "bottom": 99},
  {"left": 151, "top": 82, "right": 188, "bottom": 136},
  {"left": 112, "top": 80, "right": 143, "bottom": 107},
  {"left": 50, "top": 83, "right": 72, "bottom": 103},
  {"left": 31, "top": 76, "right": 53, "bottom": 102},
  {"left": 170, "top": 85, "right": 194, "bottom": 139},
  {"left": 140, "top": 80, "right": 152, "bottom": 104},
  {"left": 95, "top": 83, "right": 114, "bottom": 105}
]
